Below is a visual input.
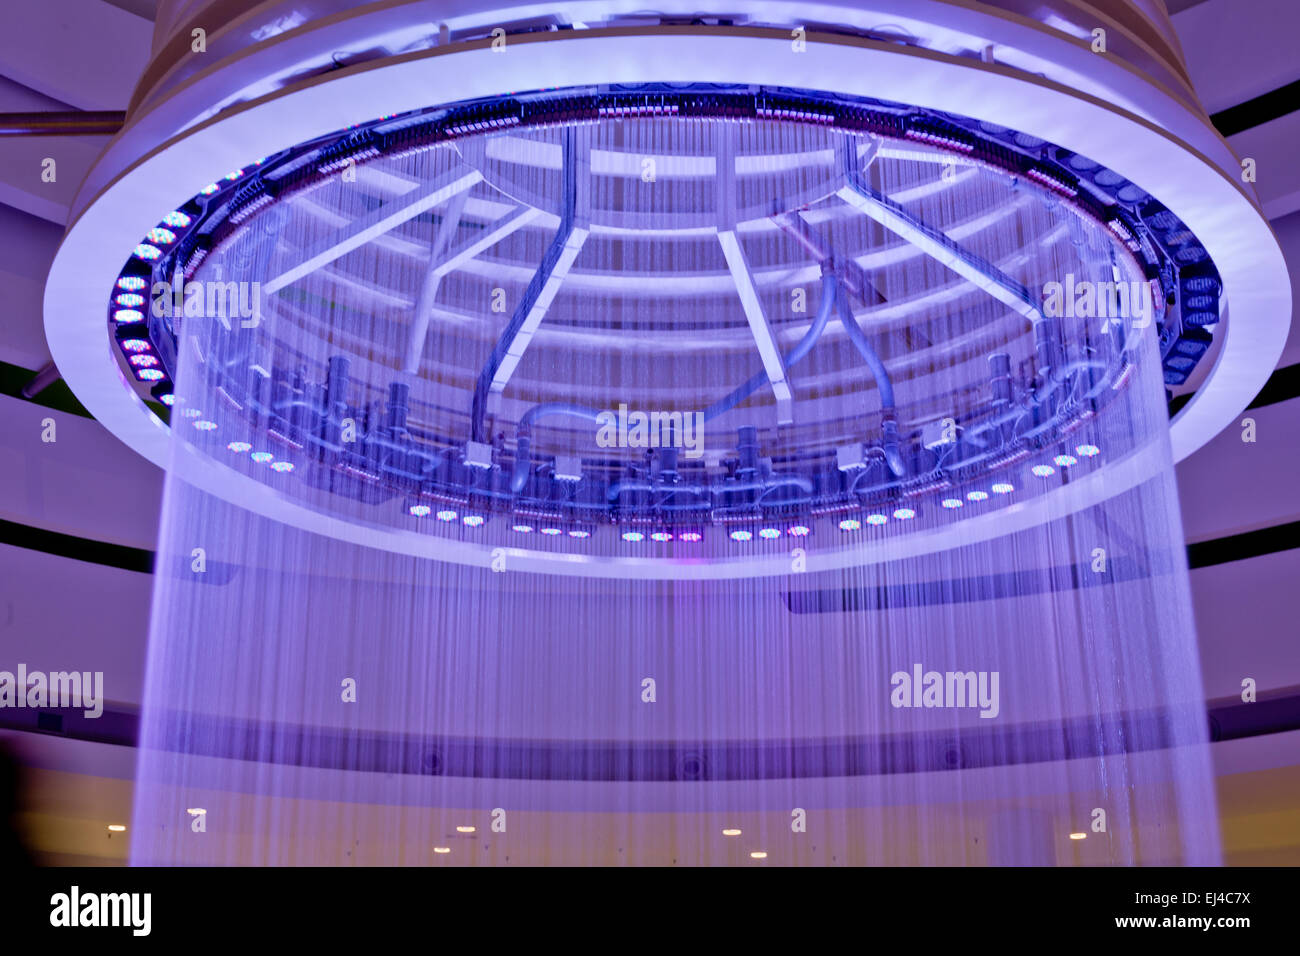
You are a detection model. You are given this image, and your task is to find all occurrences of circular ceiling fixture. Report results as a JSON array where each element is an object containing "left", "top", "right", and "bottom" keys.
[{"left": 45, "top": 2, "right": 1290, "bottom": 577}]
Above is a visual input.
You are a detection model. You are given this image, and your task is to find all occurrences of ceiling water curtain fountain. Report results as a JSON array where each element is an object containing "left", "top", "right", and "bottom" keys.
[
  {"left": 143, "top": 115, "right": 1146, "bottom": 566},
  {"left": 128, "top": 109, "right": 1216, "bottom": 865}
]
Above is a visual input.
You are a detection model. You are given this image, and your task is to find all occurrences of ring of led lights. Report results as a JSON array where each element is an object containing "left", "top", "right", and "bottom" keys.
[{"left": 45, "top": 26, "right": 1291, "bottom": 578}]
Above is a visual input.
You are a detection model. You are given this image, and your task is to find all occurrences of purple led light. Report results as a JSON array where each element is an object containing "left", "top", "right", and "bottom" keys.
[
  {"left": 1076, "top": 444, "right": 1101, "bottom": 457},
  {"left": 893, "top": 508, "right": 916, "bottom": 520},
  {"left": 512, "top": 524, "right": 534, "bottom": 533},
  {"left": 114, "top": 309, "right": 145, "bottom": 324},
  {"left": 145, "top": 227, "right": 177, "bottom": 245},
  {"left": 435, "top": 510, "right": 458, "bottom": 522},
  {"left": 787, "top": 525, "right": 811, "bottom": 537},
  {"left": 136, "top": 369, "right": 164, "bottom": 381},
  {"left": 622, "top": 531, "right": 644, "bottom": 542},
  {"left": 462, "top": 515, "right": 485, "bottom": 527},
  {"left": 866, "top": 514, "right": 888, "bottom": 526},
  {"left": 133, "top": 244, "right": 162, "bottom": 261},
  {"left": 1031, "top": 464, "right": 1056, "bottom": 478},
  {"left": 730, "top": 530, "right": 753, "bottom": 541},
  {"left": 678, "top": 531, "right": 703, "bottom": 542},
  {"left": 650, "top": 531, "right": 673, "bottom": 542},
  {"left": 227, "top": 441, "right": 252, "bottom": 453},
  {"left": 115, "top": 293, "right": 144, "bottom": 308},
  {"left": 270, "top": 461, "right": 294, "bottom": 473},
  {"left": 567, "top": 529, "right": 590, "bottom": 539},
  {"left": 409, "top": 504, "right": 432, "bottom": 517},
  {"left": 967, "top": 490, "right": 989, "bottom": 502},
  {"left": 250, "top": 452, "right": 274, "bottom": 464},
  {"left": 162, "top": 211, "right": 192, "bottom": 228},
  {"left": 120, "top": 339, "right": 151, "bottom": 353},
  {"left": 539, "top": 527, "right": 562, "bottom": 536},
  {"left": 129, "top": 354, "right": 159, "bottom": 367},
  {"left": 941, "top": 498, "right": 963, "bottom": 509},
  {"left": 991, "top": 482, "right": 1015, "bottom": 494},
  {"left": 116, "top": 276, "right": 147, "bottom": 291},
  {"left": 839, "top": 518, "right": 861, "bottom": 531},
  {"left": 758, "top": 528, "right": 781, "bottom": 539}
]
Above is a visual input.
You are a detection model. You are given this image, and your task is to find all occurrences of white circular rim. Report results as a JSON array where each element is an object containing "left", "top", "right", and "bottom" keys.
[{"left": 45, "top": 28, "right": 1291, "bottom": 576}]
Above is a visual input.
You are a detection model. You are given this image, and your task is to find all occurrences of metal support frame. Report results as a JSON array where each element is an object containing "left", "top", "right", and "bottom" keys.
[
  {"left": 20, "top": 361, "right": 61, "bottom": 398},
  {"left": 402, "top": 203, "right": 543, "bottom": 372},
  {"left": 470, "top": 128, "right": 590, "bottom": 441},
  {"left": 836, "top": 138, "right": 1043, "bottom": 325},
  {"left": 263, "top": 166, "right": 483, "bottom": 296},
  {"left": 717, "top": 128, "right": 793, "bottom": 424},
  {"left": 0, "top": 111, "right": 125, "bottom": 136},
  {"left": 770, "top": 209, "right": 886, "bottom": 306},
  {"left": 402, "top": 188, "right": 469, "bottom": 372}
]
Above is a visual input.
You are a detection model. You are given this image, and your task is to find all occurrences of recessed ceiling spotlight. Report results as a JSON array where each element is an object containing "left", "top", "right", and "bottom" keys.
[{"left": 722, "top": 828, "right": 742, "bottom": 837}]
